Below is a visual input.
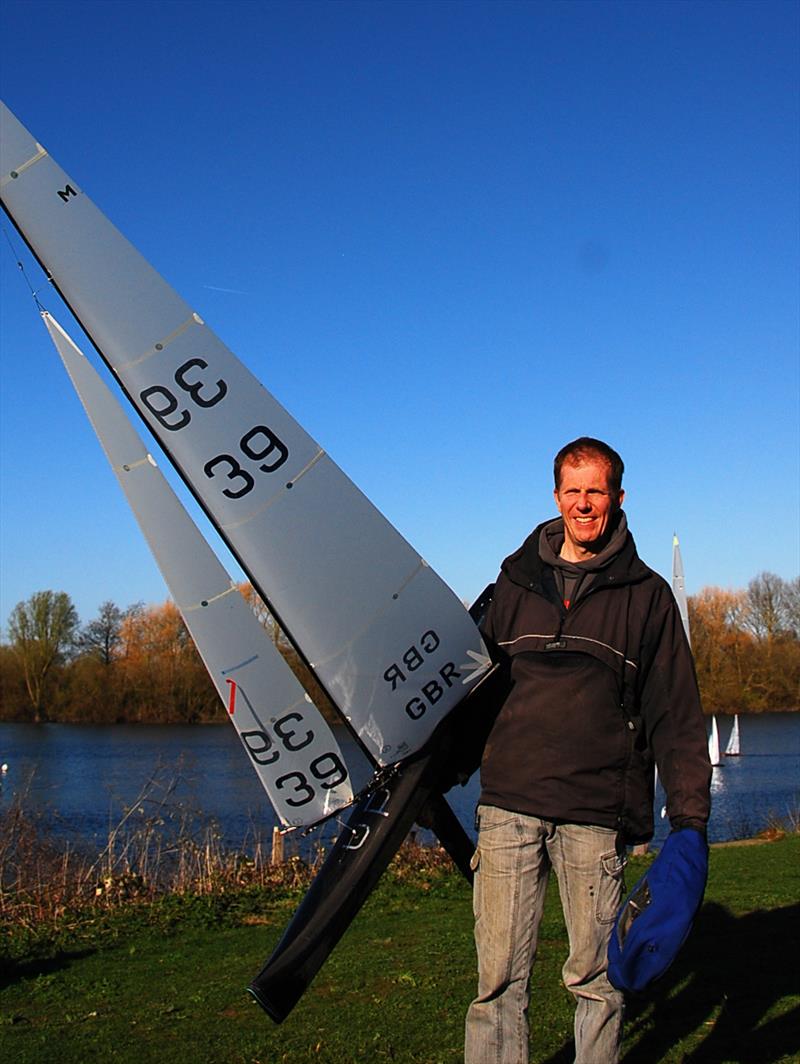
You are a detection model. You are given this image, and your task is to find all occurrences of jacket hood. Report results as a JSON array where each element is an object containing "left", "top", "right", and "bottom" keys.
[{"left": 501, "top": 512, "right": 652, "bottom": 594}]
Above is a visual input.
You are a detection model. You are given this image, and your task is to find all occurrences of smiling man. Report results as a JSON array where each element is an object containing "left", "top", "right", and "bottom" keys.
[{"left": 464, "top": 437, "right": 711, "bottom": 1064}]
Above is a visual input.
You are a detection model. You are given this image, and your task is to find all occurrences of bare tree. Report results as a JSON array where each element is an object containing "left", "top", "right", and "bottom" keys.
[
  {"left": 79, "top": 600, "right": 125, "bottom": 665},
  {"left": 782, "top": 577, "right": 800, "bottom": 638},
  {"left": 744, "top": 573, "right": 788, "bottom": 641},
  {"left": 7, "top": 590, "right": 79, "bottom": 721}
]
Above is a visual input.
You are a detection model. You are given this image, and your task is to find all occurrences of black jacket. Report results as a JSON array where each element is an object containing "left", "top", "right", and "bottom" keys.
[{"left": 478, "top": 519, "right": 711, "bottom": 843}]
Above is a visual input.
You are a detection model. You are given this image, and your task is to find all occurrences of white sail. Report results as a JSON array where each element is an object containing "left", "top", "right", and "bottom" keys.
[
  {"left": 725, "top": 714, "right": 741, "bottom": 757},
  {"left": 708, "top": 715, "right": 721, "bottom": 767},
  {"left": 41, "top": 311, "right": 355, "bottom": 828},
  {"left": 673, "top": 534, "right": 721, "bottom": 768},
  {"left": 0, "top": 101, "right": 489, "bottom": 767},
  {"left": 671, "top": 533, "right": 691, "bottom": 647}
]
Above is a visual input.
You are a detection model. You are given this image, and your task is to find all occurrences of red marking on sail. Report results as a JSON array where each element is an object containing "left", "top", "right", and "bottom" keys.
[
  {"left": 226, "top": 678, "right": 237, "bottom": 716},
  {"left": 564, "top": 599, "right": 571, "bottom": 609}
]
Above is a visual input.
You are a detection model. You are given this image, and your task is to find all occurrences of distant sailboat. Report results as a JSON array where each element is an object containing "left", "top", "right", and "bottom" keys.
[
  {"left": 725, "top": 714, "right": 741, "bottom": 757},
  {"left": 708, "top": 715, "right": 721, "bottom": 767},
  {"left": 672, "top": 534, "right": 691, "bottom": 646},
  {"left": 673, "top": 534, "right": 721, "bottom": 768}
]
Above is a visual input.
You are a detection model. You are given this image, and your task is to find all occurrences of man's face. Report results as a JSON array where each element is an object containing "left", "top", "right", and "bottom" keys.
[{"left": 554, "top": 457, "right": 624, "bottom": 561}]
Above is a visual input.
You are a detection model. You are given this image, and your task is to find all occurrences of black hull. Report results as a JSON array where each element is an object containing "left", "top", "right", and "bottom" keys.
[{"left": 248, "top": 743, "right": 460, "bottom": 1023}]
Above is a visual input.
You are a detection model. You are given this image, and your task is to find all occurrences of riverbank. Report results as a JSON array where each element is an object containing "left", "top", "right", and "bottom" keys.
[
  {"left": 2, "top": 706, "right": 797, "bottom": 725},
  {"left": 2, "top": 835, "right": 798, "bottom": 1063}
]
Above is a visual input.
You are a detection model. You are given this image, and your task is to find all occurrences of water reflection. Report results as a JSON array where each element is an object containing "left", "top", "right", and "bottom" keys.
[{"left": 710, "top": 765, "right": 727, "bottom": 796}]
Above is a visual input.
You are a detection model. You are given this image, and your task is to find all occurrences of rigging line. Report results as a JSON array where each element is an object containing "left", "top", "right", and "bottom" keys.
[{"left": 1, "top": 223, "right": 50, "bottom": 312}]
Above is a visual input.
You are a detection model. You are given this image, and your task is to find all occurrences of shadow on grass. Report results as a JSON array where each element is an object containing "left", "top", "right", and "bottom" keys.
[
  {"left": 541, "top": 901, "right": 800, "bottom": 1064},
  {"left": 0, "top": 949, "right": 96, "bottom": 992},
  {"left": 623, "top": 902, "right": 800, "bottom": 1062}
]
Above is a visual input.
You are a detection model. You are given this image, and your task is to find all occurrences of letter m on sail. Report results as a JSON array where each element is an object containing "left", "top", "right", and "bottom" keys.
[{"left": 57, "top": 184, "right": 77, "bottom": 203}]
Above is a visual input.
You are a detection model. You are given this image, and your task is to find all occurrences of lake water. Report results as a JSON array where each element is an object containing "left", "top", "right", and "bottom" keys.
[{"left": 1, "top": 713, "right": 798, "bottom": 854}]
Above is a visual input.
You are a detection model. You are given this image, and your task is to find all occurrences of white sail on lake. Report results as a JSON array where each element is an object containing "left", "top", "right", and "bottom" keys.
[
  {"left": 0, "top": 101, "right": 490, "bottom": 767},
  {"left": 707, "top": 715, "right": 721, "bottom": 767},
  {"left": 671, "top": 533, "right": 691, "bottom": 646},
  {"left": 42, "top": 311, "right": 359, "bottom": 827},
  {"left": 725, "top": 715, "right": 741, "bottom": 757},
  {"left": 672, "top": 532, "right": 720, "bottom": 766}
]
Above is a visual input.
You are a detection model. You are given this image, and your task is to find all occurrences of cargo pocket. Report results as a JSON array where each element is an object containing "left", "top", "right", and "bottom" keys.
[
  {"left": 470, "top": 846, "right": 482, "bottom": 920},
  {"left": 596, "top": 849, "right": 627, "bottom": 924}
]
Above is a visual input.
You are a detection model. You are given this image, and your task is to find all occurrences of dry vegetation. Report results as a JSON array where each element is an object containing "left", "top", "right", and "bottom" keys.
[{"left": 0, "top": 771, "right": 454, "bottom": 936}]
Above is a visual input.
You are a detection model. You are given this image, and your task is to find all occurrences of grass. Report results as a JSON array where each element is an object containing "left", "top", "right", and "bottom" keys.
[{"left": 1, "top": 834, "right": 798, "bottom": 1063}]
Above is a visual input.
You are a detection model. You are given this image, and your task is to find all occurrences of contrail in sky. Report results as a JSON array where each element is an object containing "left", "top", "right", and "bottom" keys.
[{"left": 203, "top": 284, "right": 249, "bottom": 295}]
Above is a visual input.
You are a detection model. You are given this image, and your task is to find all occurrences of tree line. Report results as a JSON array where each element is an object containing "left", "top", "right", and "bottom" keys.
[
  {"left": 0, "top": 585, "right": 335, "bottom": 726},
  {"left": 1, "top": 574, "right": 798, "bottom": 725},
  {"left": 688, "top": 573, "right": 799, "bottom": 714}
]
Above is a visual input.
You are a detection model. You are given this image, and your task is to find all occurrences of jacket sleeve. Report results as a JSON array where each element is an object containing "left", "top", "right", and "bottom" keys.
[
  {"left": 637, "top": 583, "right": 711, "bottom": 833},
  {"left": 439, "top": 579, "right": 511, "bottom": 790}
]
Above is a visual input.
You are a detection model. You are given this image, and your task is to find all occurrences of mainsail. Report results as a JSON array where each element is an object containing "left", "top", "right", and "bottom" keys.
[
  {"left": 42, "top": 311, "right": 356, "bottom": 827},
  {"left": 0, "top": 100, "right": 489, "bottom": 767}
]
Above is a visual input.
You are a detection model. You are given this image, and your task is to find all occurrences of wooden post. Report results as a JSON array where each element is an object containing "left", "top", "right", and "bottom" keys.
[{"left": 271, "top": 825, "right": 285, "bottom": 866}]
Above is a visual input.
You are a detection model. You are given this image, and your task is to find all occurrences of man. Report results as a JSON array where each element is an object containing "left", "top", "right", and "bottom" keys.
[{"left": 464, "top": 437, "right": 711, "bottom": 1064}]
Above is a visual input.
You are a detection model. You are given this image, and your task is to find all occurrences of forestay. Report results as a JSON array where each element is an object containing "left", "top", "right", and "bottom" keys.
[
  {"left": 1, "top": 102, "right": 489, "bottom": 765},
  {"left": 43, "top": 311, "right": 354, "bottom": 828}
]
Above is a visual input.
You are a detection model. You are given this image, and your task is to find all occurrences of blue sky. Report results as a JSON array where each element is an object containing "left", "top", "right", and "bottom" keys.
[{"left": 1, "top": 0, "right": 798, "bottom": 632}]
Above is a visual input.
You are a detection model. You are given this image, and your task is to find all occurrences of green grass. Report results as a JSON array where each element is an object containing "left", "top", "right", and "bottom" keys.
[{"left": 2, "top": 837, "right": 798, "bottom": 1063}]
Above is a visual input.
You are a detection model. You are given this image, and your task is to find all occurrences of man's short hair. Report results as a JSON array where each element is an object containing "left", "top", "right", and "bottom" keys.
[{"left": 554, "top": 437, "right": 624, "bottom": 494}]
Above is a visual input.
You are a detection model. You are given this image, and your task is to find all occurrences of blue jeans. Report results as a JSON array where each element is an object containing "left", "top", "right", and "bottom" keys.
[{"left": 464, "top": 806, "right": 626, "bottom": 1064}]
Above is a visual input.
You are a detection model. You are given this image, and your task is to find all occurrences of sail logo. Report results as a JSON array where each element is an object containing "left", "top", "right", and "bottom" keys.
[
  {"left": 57, "top": 184, "right": 78, "bottom": 202},
  {"left": 382, "top": 629, "right": 462, "bottom": 720}
]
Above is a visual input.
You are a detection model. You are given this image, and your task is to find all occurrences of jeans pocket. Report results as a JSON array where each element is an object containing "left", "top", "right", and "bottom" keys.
[
  {"left": 596, "top": 849, "right": 627, "bottom": 924},
  {"left": 476, "top": 804, "right": 518, "bottom": 834}
]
